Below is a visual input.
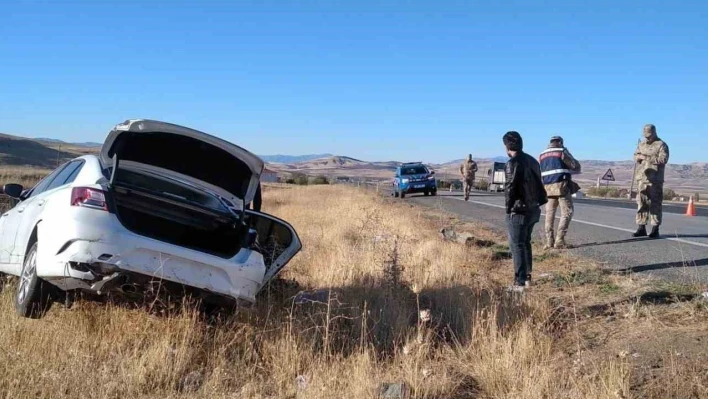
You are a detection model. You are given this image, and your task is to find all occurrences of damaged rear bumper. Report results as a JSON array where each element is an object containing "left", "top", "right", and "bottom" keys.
[{"left": 38, "top": 233, "right": 266, "bottom": 303}]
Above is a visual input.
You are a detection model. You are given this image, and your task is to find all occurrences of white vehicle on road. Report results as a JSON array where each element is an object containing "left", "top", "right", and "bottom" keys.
[{"left": 0, "top": 119, "right": 301, "bottom": 318}]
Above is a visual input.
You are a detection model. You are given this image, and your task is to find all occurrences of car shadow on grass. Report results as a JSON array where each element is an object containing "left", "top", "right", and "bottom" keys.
[{"left": 257, "top": 275, "right": 537, "bottom": 360}]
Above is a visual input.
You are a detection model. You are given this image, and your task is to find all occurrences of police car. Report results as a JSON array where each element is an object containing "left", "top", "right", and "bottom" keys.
[{"left": 393, "top": 162, "right": 437, "bottom": 198}]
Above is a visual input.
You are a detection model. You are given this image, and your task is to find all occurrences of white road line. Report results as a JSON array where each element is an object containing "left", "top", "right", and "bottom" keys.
[{"left": 449, "top": 197, "right": 708, "bottom": 249}]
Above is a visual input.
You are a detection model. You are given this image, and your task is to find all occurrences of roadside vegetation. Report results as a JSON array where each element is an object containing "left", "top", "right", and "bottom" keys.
[
  {"left": 586, "top": 186, "right": 699, "bottom": 202},
  {"left": 284, "top": 173, "right": 330, "bottom": 185},
  {"left": 0, "top": 168, "right": 706, "bottom": 398}
]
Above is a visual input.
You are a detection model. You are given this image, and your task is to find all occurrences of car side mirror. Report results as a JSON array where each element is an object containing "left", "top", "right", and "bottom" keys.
[
  {"left": 2, "top": 183, "right": 24, "bottom": 199},
  {"left": 429, "top": 171, "right": 435, "bottom": 175}
]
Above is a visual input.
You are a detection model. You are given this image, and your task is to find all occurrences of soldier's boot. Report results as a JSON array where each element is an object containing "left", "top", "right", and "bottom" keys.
[
  {"left": 554, "top": 231, "right": 568, "bottom": 249},
  {"left": 543, "top": 232, "right": 555, "bottom": 250},
  {"left": 632, "top": 225, "right": 648, "bottom": 238},
  {"left": 649, "top": 226, "right": 660, "bottom": 238}
]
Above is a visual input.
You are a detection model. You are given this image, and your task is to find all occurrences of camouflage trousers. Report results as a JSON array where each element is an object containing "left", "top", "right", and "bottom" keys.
[
  {"left": 545, "top": 193, "right": 574, "bottom": 239},
  {"left": 463, "top": 177, "right": 475, "bottom": 199},
  {"left": 636, "top": 182, "right": 663, "bottom": 226}
]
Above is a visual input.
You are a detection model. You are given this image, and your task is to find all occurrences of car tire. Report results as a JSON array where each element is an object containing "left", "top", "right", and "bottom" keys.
[
  {"left": 400, "top": 192, "right": 406, "bottom": 199},
  {"left": 394, "top": 191, "right": 400, "bottom": 198},
  {"left": 15, "top": 243, "right": 53, "bottom": 319},
  {"left": 431, "top": 190, "right": 437, "bottom": 196},
  {"left": 424, "top": 191, "right": 429, "bottom": 196}
]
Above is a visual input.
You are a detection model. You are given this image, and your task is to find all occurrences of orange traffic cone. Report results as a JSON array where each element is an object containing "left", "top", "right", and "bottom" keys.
[{"left": 686, "top": 196, "right": 697, "bottom": 216}]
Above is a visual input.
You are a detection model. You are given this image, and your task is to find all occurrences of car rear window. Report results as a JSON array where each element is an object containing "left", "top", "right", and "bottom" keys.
[
  {"left": 45, "top": 160, "right": 84, "bottom": 191},
  {"left": 401, "top": 166, "right": 427, "bottom": 175}
]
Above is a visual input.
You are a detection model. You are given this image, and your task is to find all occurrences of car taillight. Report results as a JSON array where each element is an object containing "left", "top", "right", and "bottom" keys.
[{"left": 71, "top": 187, "right": 108, "bottom": 211}]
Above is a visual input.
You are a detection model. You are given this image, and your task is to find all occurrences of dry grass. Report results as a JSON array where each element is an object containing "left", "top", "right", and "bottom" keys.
[
  {"left": 0, "top": 166, "right": 50, "bottom": 189},
  {"left": 0, "top": 166, "right": 49, "bottom": 212},
  {"left": 0, "top": 185, "right": 706, "bottom": 398}
]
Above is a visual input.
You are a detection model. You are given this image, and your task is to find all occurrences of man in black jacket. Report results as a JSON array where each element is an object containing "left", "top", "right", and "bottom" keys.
[{"left": 503, "top": 131, "right": 548, "bottom": 291}]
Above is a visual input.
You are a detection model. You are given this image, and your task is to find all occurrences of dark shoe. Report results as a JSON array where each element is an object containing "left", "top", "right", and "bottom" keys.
[
  {"left": 632, "top": 225, "right": 647, "bottom": 238},
  {"left": 649, "top": 226, "right": 660, "bottom": 238}
]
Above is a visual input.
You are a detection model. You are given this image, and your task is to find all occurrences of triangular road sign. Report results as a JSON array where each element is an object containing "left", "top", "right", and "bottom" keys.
[{"left": 601, "top": 168, "right": 615, "bottom": 181}]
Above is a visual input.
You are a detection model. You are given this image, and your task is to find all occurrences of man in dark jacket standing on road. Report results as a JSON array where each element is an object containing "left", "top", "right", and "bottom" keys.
[{"left": 503, "top": 131, "right": 547, "bottom": 291}]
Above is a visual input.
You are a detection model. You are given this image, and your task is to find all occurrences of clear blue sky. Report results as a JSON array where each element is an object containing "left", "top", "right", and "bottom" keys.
[{"left": 1, "top": 0, "right": 706, "bottom": 164}]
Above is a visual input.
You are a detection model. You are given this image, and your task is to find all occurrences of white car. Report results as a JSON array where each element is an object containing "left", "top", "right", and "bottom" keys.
[{"left": 0, "top": 119, "right": 301, "bottom": 318}]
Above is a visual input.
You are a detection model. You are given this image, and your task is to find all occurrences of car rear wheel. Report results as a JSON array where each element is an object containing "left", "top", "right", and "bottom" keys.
[
  {"left": 400, "top": 191, "right": 406, "bottom": 199},
  {"left": 424, "top": 191, "right": 429, "bottom": 196},
  {"left": 16, "top": 243, "right": 53, "bottom": 319},
  {"left": 431, "top": 190, "right": 437, "bottom": 196},
  {"left": 394, "top": 191, "right": 400, "bottom": 198}
]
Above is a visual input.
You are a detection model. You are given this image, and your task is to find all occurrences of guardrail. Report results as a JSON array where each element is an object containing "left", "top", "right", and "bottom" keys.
[{"left": 336, "top": 180, "right": 389, "bottom": 194}]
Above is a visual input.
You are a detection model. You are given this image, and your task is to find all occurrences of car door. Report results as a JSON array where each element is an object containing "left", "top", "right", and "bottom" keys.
[
  {"left": 0, "top": 197, "right": 23, "bottom": 269},
  {"left": 11, "top": 160, "right": 86, "bottom": 267},
  {"left": 8, "top": 162, "right": 77, "bottom": 266},
  {"left": 0, "top": 166, "right": 65, "bottom": 273}
]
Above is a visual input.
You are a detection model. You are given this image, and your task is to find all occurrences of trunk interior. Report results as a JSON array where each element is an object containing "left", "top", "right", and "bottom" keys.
[{"left": 111, "top": 169, "right": 247, "bottom": 259}]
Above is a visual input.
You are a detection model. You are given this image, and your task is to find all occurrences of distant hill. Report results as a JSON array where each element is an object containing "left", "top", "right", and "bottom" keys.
[
  {"left": 0, "top": 133, "right": 91, "bottom": 168},
  {"left": 0, "top": 133, "right": 705, "bottom": 196},
  {"left": 35, "top": 138, "right": 102, "bottom": 148},
  {"left": 259, "top": 154, "right": 333, "bottom": 164},
  {"left": 438, "top": 156, "right": 509, "bottom": 167},
  {"left": 266, "top": 154, "right": 708, "bottom": 196},
  {"left": 266, "top": 155, "right": 400, "bottom": 178}
]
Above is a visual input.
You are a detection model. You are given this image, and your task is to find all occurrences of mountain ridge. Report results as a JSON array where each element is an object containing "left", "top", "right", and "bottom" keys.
[{"left": 0, "top": 133, "right": 705, "bottom": 193}]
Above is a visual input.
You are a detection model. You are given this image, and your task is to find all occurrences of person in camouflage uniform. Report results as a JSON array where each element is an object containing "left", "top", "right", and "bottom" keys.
[
  {"left": 539, "top": 136, "right": 581, "bottom": 249},
  {"left": 459, "top": 154, "right": 478, "bottom": 201},
  {"left": 633, "top": 124, "right": 670, "bottom": 238}
]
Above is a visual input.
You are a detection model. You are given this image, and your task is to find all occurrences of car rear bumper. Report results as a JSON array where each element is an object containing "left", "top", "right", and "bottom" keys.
[{"left": 36, "top": 212, "right": 266, "bottom": 303}]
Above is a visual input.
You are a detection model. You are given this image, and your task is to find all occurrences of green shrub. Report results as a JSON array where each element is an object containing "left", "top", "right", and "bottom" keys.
[
  {"left": 475, "top": 180, "right": 489, "bottom": 191},
  {"left": 437, "top": 180, "right": 452, "bottom": 189},
  {"left": 607, "top": 188, "right": 621, "bottom": 198},
  {"left": 310, "top": 176, "right": 329, "bottom": 185},
  {"left": 291, "top": 174, "right": 309, "bottom": 185},
  {"left": 663, "top": 189, "right": 677, "bottom": 201},
  {"left": 587, "top": 187, "right": 621, "bottom": 198}
]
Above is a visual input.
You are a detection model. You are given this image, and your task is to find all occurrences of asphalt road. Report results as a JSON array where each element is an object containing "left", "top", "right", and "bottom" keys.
[
  {"left": 401, "top": 190, "right": 708, "bottom": 284},
  {"left": 575, "top": 196, "right": 708, "bottom": 218}
]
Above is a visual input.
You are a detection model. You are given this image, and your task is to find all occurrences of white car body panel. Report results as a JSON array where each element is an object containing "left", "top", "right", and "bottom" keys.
[{"left": 0, "top": 121, "right": 301, "bottom": 306}]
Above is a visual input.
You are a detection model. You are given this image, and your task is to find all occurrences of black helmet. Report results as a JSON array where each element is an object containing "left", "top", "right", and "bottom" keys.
[{"left": 550, "top": 136, "right": 564, "bottom": 146}]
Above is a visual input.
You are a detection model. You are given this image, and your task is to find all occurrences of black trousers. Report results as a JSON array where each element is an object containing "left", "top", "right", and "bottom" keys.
[{"left": 506, "top": 207, "right": 541, "bottom": 285}]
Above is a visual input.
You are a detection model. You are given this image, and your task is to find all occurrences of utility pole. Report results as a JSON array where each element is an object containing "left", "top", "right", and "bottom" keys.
[{"left": 56, "top": 143, "right": 62, "bottom": 167}]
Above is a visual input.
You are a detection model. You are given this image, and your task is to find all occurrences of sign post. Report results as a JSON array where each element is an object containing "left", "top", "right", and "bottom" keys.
[{"left": 601, "top": 168, "right": 615, "bottom": 188}]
